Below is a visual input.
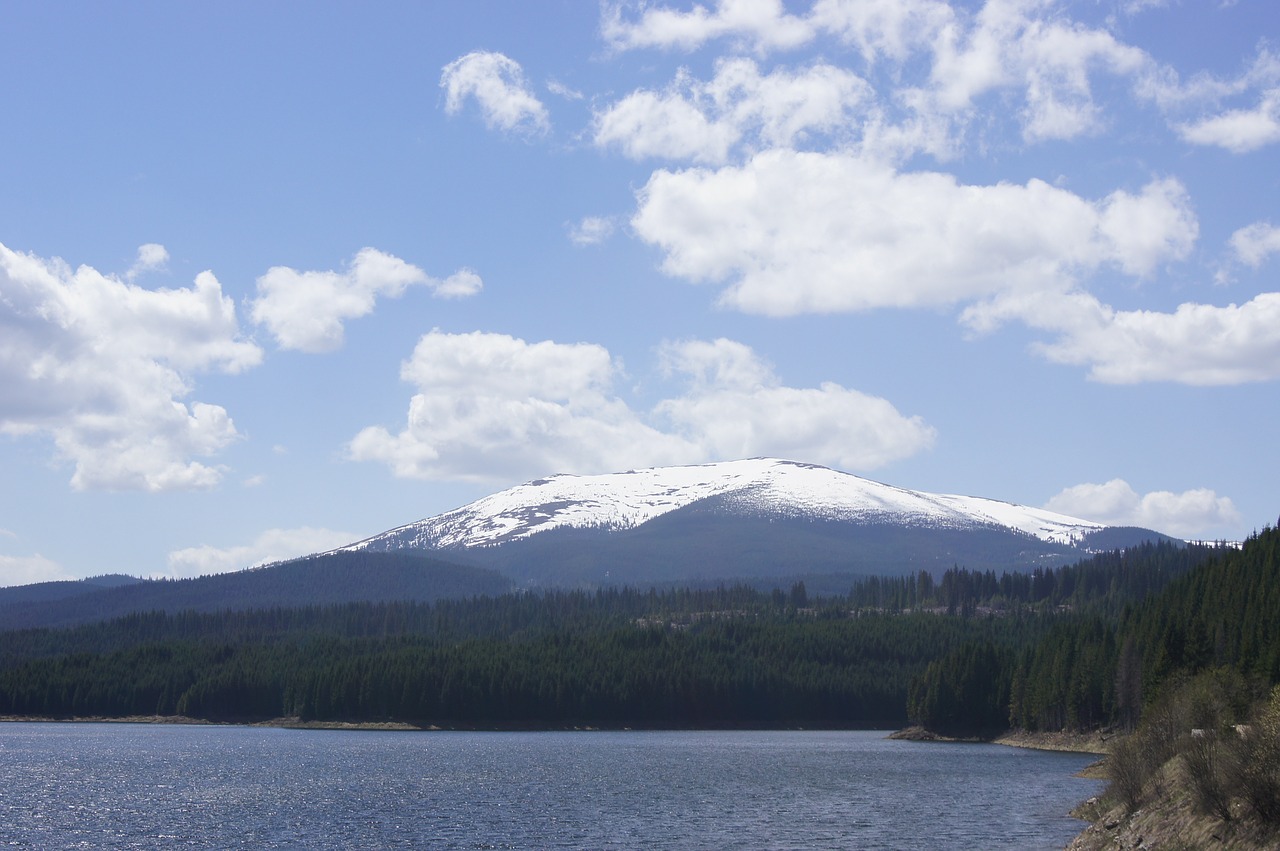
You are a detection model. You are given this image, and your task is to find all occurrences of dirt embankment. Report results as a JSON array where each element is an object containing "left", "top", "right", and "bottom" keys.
[
  {"left": 891, "top": 726, "right": 1111, "bottom": 754},
  {"left": 894, "top": 727, "right": 1279, "bottom": 849},
  {"left": 1064, "top": 757, "right": 1280, "bottom": 851},
  {"left": 994, "top": 729, "right": 1112, "bottom": 755},
  {"left": 0, "top": 714, "right": 427, "bottom": 730}
]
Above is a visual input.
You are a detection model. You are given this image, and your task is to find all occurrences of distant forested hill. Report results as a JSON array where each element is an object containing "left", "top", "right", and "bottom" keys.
[
  {"left": 0, "top": 536, "right": 1240, "bottom": 730},
  {"left": 907, "top": 526, "right": 1279, "bottom": 736},
  {"left": 0, "top": 551, "right": 513, "bottom": 631},
  {"left": 0, "top": 584, "right": 1038, "bottom": 728}
]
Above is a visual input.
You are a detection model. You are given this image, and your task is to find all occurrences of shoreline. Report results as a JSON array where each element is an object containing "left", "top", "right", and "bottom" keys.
[
  {"left": 0, "top": 715, "right": 881, "bottom": 733},
  {"left": 0, "top": 714, "right": 435, "bottom": 730},
  {"left": 0, "top": 715, "right": 1114, "bottom": 751},
  {"left": 888, "top": 724, "right": 1111, "bottom": 754}
]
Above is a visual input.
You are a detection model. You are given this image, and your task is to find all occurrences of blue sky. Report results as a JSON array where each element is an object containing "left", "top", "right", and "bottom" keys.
[{"left": 1, "top": 0, "right": 1277, "bottom": 585}]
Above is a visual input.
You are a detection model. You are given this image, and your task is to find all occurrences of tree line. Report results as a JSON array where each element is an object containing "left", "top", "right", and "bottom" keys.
[
  {"left": 0, "top": 530, "right": 1270, "bottom": 736},
  {"left": 907, "top": 525, "right": 1280, "bottom": 736}
]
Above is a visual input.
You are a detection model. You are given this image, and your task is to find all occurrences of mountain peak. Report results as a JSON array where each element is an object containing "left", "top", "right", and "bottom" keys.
[{"left": 342, "top": 458, "right": 1112, "bottom": 554}]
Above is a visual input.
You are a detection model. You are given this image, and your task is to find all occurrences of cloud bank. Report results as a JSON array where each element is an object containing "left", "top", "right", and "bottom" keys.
[
  {"left": 1046, "top": 479, "right": 1242, "bottom": 540},
  {"left": 0, "top": 242, "right": 261, "bottom": 491},
  {"left": 349, "top": 330, "right": 934, "bottom": 483},
  {"left": 250, "top": 248, "right": 482, "bottom": 353},
  {"left": 0, "top": 553, "right": 73, "bottom": 588},
  {"left": 441, "top": 51, "right": 550, "bottom": 136},
  {"left": 165, "top": 526, "right": 357, "bottom": 579}
]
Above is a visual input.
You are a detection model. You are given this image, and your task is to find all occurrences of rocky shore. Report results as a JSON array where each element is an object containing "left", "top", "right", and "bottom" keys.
[{"left": 1064, "top": 758, "right": 1280, "bottom": 851}]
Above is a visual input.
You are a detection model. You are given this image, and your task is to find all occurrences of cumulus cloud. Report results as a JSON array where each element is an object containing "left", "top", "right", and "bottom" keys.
[
  {"left": 594, "top": 58, "right": 871, "bottom": 163},
  {"left": 603, "top": 0, "right": 1150, "bottom": 148},
  {"left": 810, "top": 0, "right": 955, "bottom": 65},
  {"left": 164, "top": 526, "right": 357, "bottom": 579},
  {"left": 629, "top": 148, "right": 1280, "bottom": 387},
  {"left": 432, "top": 268, "right": 484, "bottom": 299},
  {"left": 0, "top": 554, "right": 74, "bottom": 588},
  {"left": 125, "top": 243, "right": 169, "bottom": 281},
  {"left": 349, "top": 330, "right": 701, "bottom": 481},
  {"left": 441, "top": 51, "right": 550, "bottom": 135},
  {"left": 1045, "top": 479, "right": 1241, "bottom": 539},
  {"left": 632, "top": 150, "right": 1197, "bottom": 315},
  {"left": 599, "top": 1, "right": 1280, "bottom": 160},
  {"left": 1137, "top": 44, "right": 1280, "bottom": 149},
  {"left": 602, "top": 0, "right": 814, "bottom": 54},
  {"left": 249, "top": 248, "right": 481, "bottom": 353},
  {"left": 1177, "top": 88, "right": 1280, "bottom": 153},
  {"left": 965, "top": 289, "right": 1280, "bottom": 385},
  {"left": 350, "top": 331, "right": 933, "bottom": 482},
  {"left": 655, "top": 338, "right": 936, "bottom": 469},
  {"left": 0, "top": 242, "right": 262, "bottom": 491},
  {"left": 910, "top": 0, "right": 1148, "bottom": 143},
  {"left": 1118, "top": 0, "right": 1170, "bottom": 13},
  {"left": 1230, "top": 222, "right": 1280, "bottom": 267},
  {"left": 568, "top": 216, "right": 617, "bottom": 246}
]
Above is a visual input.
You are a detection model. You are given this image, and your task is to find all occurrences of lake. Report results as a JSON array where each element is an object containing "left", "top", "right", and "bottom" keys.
[{"left": 0, "top": 724, "right": 1102, "bottom": 849}]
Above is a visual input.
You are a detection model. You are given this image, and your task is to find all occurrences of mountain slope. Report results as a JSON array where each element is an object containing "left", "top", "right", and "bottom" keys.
[
  {"left": 341, "top": 459, "right": 1175, "bottom": 587},
  {"left": 0, "top": 551, "right": 513, "bottom": 632}
]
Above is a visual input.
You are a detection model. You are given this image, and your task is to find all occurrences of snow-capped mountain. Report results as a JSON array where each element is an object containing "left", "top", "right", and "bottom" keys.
[
  {"left": 339, "top": 459, "right": 1172, "bottom": 588},
  {"left": 347, "top": 459, "right": 1106, "bottom": 551}
]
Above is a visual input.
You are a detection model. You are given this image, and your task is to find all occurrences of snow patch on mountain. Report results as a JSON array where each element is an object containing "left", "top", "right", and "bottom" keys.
[{"left": 342, "top": 458, "right": 1106, "bottom": 553}]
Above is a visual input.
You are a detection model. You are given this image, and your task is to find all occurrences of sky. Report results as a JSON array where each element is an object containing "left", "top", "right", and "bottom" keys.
[{"left": 1, "top": 0, "right": 1277, "bottom": 587}]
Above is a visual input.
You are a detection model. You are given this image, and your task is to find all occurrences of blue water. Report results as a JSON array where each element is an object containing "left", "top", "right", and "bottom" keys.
[{"left": 0, "top": 724, "right": 1102, "bottom": 849}]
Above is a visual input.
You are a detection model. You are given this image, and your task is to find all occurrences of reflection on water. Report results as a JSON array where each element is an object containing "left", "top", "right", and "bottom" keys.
[{"left": 0, "top": 725, "right": 1102, "bottom": 850}]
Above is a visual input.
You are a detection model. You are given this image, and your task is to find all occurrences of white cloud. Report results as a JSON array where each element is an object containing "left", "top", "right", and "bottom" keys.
[
  {"left": 1138, "top": 45, "right": 1280, "bottom": 147},
  {"left": 602, "top": 0, "right": 814, "bottom": 54},
  {"left": 594, "top": 80, "right": 737, "bottom": 164},
  {"left": 602, "top": 0, "right": 1149, "bottom": 148},
  {"left": 441, "top": 51, "right": 550, "bottom": 135},
  {"left": 349, "top": 330, "right": 701, "bottom": 481},
  {"left": 1178, "top": 89, "right": 1280, "bottom": 153},
  {"left": 1045, "top": 479, "right": 1241, "bottom": 539},
  {"left": 655, "top": 338, "right": 936, "bottom": 469},
  {"left": 249, "top": 248, "right": 480, "bottom": 353},
  {"left": 350, "top": 331, "right": 934, "bottom": 483},
  {"left": 569, "top": 216, "right": 617, "bottom": 246},
  {"left": 125, "top": 243, "right": 169, "bottom": 281},
  {"left": 629, "top": 148, "right": 1280, "bottom": 388},
  {"left": 164, "top": 526, "right": 357, "bottom": 579},
  {"left": 919, "top": 0, "right": 1148, "bottom": 141},
  {"left": 0, "top": 242, "right": 262, "bottom": 491},
  {"left": 593, "top": 58, "right": 871, "bottom": 163},
  {"left": 547, "top": 79, "right": 584, "bottom": 101},
  {"left": 1118, "top": 0, "right": 1170, "bottom": 13},
  {"left": 433, "top": 268, "right": 484, "bottom": 299},
  {"left": 810, "top": 0, "right": 954, "bottom": 65},
  {"left": 0, "top": 554, "right": 74, "bottom": 588},
  {"left": 1230, "top": 221, "right": 1280, "bottom": 267},
  {"left": 598, "top": 1, "right": 1280, "bottom": 159},
  {"left": 1137, "top": 47, "right": 1280, "bottom": 112},
  {"left": 965, "top": 289, "right": 1280, "bottom": 385},
  {"left": 632, "top": 150, "right": 1196, "bottom": 316},
  {"left": 1014, "top": 19, "right": 1148, "bottom": 142}
]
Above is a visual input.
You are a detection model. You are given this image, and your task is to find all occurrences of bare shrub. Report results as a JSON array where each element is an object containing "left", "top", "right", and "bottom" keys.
[
  {"left": 1182, "top": 732, "right": 1234, "bottom": 822},
  {"left": 1108, "top": 733, "right": 1152, "bottom": 813},
  {"left": 1237, "top": 687, "right": 1280, "bottom": 824}
]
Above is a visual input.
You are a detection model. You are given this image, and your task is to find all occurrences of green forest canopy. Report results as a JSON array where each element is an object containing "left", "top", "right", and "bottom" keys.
[{"left": 0, "top": 529, "right": 1275, "bottom": 735}]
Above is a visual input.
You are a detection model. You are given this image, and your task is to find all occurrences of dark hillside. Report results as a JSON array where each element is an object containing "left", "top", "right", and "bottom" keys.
[
  {"left": 907, "top": 526, "right": 1279, "bottom": 737},
  {"left": 449, "top": 503, "right": 1166, "bottom": 587},
  {"left": 0, "top": 552, "right": 513, "bottom": 631},
  {"left": 0, "top": 574, "right": 144, "bottom": 606}
]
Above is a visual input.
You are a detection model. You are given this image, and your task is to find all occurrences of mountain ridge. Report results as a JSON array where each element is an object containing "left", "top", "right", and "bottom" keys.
[
  {"left": 337, "top": 458, "right": 1174, "bottom": 586},
  {"left": 341, "top": 458, "right": 1120, "bottom": 552}
]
